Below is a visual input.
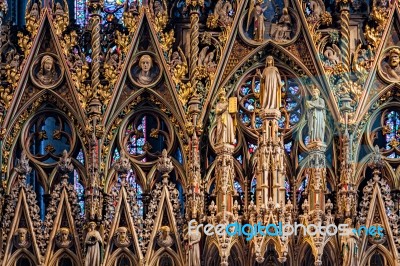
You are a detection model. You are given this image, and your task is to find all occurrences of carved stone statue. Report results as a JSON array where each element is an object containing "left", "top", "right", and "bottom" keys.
[
  {"left": 256, "top": 56, "right": 282, "bottom": 110},
  {"left": 341, "top": 219, "right": 359, "bottom": 266},
  {"left": 114, "top": 227, "right": 130, "bottom": 248},
  {"left": 56, "top": 227, "right": 72, "bottom": 248},
  {"left": 134, "top": 54, "right": 157, "bottom": 85},
  {"left": 187, "top": 221, "right": 201, "bottom": 266},
  {"left": 215, "top": 90, "right": 235, "bottom": 145},
  {"left": 157, "top": 225, "right": 174, "bottom": 248},
  {"left": 84, "top": 222, "right": 103, "bottom": 266},
  {"left": 271, "top": 8, "right": 292, "bottom": 41},
  {"left": 14, "top": 228, "right": 30, "bottom": 248},
  {"left": 249, "top": 3, "right": 268, "bottom": 41},
  {"left": 382, "top": 48, "right": 400, "bottom": 81},
  {"left": 36, "top": 55, "right": 59, "bottom": 86},
  {"left": 29, "top": 3, "right": 40, "bottom": 20},
  {"left": 306, "top": 87, "right": 326, "bottom": 143},
  {"left": 215, "top": 0, "right": 233, "bottom": 25}
]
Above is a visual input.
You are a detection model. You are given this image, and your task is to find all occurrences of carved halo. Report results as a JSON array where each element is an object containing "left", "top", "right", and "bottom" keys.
[
  {"left": 378, "top": 46, "right": 400, "bottom": 83},
  {"left": 128, "top": 52, "right": 162, "bottom": 88},
  {"left": 30, "top": 53, "right": 64, "bottom": 89}
]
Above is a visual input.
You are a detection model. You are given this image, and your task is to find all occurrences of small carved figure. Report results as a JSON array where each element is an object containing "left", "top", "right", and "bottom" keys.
[
  {"left": 29, "top": 3, "right": 39, "bottom": 20},
  {"left": 306, "top": 86, "right": 326, "bottom": 143},
  {"left": 36, "top": 55, "right": 59, "bottom": 86},
  {"left": 256, "top": 56, "right": 282, "bottom": 110},
  {"left": 14, "top": 228, "right": 30, "bottom": 248},
  {"left": 187, "top": 221, "right": 201, "bottom": 266},
  {"left": 157, "top": 226, "right": 174, "bottom": 248},
  {"left": 170, "top": 51, "right": 182, "bottom": 69},
  {"left": 341, "top": 219, "right": 359, "bottom": 266},
  {"left": 271, "top": 8, "right": 292, "bottom": 41},
  {"left": 84, "top": 222, "right": 103, "bottom": 266},
  {"left": 382, "top": 48, "right": 400, "bottom": 81},
  {"left": 56, "top": 227, "right": 72, "bottom": 248},
  {"left": 247, "top": 3, "right": 268, "bottom": 41},
  {"left": 114, "top": 227, "right": 130, "bottom": 248},
  {"left": 215, "top": 0, "right": 233, "bottom": 25},
  {"left": 214, "top": 89, "right": 235, "bottom": 145},
  {"left": 133, "top": 54, "right": 157, "bottom": 85},
  {"left": 323, "top": 44, "right": 341, "bottom": 66}
]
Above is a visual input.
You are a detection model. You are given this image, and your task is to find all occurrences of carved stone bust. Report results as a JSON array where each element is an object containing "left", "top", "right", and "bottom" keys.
[
  {"left": 380, "top": 47, "right": 400, "bottom": 82},
  {"left": 14, "top": 228, "right": 31, "bottom": 248},
  {"left": 114, "top": 227, "right": 131, "bottom": 248},
  {"left": 31, "top": 53, "right": 64, "bottom": 89},
  {"left": 157, "top": 225, "right": 174, "bottom": 248},
  {"left": 56, "top": 227, "right": 72, "bottom": 248},
  {"left": 129, "top": 53, "right": 161, "bottom": 87}
]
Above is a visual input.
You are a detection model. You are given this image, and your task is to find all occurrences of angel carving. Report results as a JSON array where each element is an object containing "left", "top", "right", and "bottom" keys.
[
  {"left": 53, "top": 0, "right": 69, "bottom": 35},
  {"left": 104, "top": 50, "right": 119, "bottom": 85},
  {"left": 25, "top": 0, "right": 41, "bottom": 34},
  {"left": 198, "top": 46, "right": 217, "bottom": 73},
  {"left": 169, "top": 47, "right": 188, "bottom": 85},
  {"left": 323, "top": 44, "right": 341, "bottom": 67},
  {"left": 151, "top": 0, "right": 168, "bottom": 31},
  {"left": 246, "top": 1, "right": 269, "bottom": 42},
  {"left": 308, "top": 0, "right": 324, "bottom": 20},
  {"left": 84, "top": 222, "right": 104, "bottom": 266},
  {"left": 214, "top": 0, "right": 234, "bottom": 26}
]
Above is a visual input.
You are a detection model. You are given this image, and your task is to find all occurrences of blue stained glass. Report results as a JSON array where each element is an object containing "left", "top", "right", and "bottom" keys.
[
  {"left": 288, "top": 86, "right": 299, "bottom": 94},
  {"left": 75, "top": 0, "right": 87, "bottom": 25},
  {"left": 112, "top": 148, "right": 120, "bottom": 164},
  {"left": 234, "top": 180, "right": 243, "bottom": 193},
  {"left": 236, "top": 155, "right": 243, "bottom": 164},
  {"left": 244, "top": 98, "right": 255, "bottom": 111},
  {"left": 254, "top": 81, "right": 260, "bottom": 93},
  {"left": 385, "top": 111, "right": 400, "bottom": 151},
  {"left": 241, "top": 86, "right": 250, "bottom": 95},
  {"left": 304, "top": 136, "right": 310, "bottom": 146},
  {"left": 248, "top": 143, "right": 258, "bottom": 155},
  {"left": 285, "top": 180, "right": 290, "bottom": 199},
  {"left": 74, "top": 149, "right": 85, "bottom": 216},
  {"left": 297, "top": 176, "right": 308, "bottom": 202},
  {"left": 284, "top": 142, "right": 292, "bottom": 153},
  {"left": 251, "top": 178, "right": 257, "bottom": 199},
  {"left": 127, "top": 116, "right": 147, "bottom": 156},
  {"left": 255, "top": 117, "right": 263, "bottom": 128}
]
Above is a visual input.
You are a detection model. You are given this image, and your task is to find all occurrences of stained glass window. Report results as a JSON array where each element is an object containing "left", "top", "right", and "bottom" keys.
[
  {"left": 284, "top": 141, "right": 292, "bottom": 153},
  {"left": 248, "top": 142, "right": 258, "bottom": 155},
  {"left": 234, "top": 180, "right": 243, "bottom": 200},
  {"left": 74, "top": 149, "right": 85, "bottom": 216},
  {"left": 74, "top": 0, "right": 144, "bottom": 26},
  {"left": 297, "top": 176, "right": 308, "bottom": 202},
  {"left": 285, "top": 179, "right": 290, "bottom": 199},
  {"left": 237, "top": 68, "right": 302, "bottom": 131},
  {"left": 75, "top": 0, "right": 87, "bottom": 25},
  {"left": 126, "top": 116, "right": 147, "bottom": 156},
  {"left": 384, "top": 110, "right": 400, "bottom": 158},
  {"left": 251, "top": 178, "right": 257, "bottom": 201}
]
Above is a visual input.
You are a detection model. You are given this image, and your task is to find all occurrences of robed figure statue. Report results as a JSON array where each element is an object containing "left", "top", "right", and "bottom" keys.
[
  {"left": 306, "top": 87, "right": 326, "bottom": 143},
  {"left": 84, "top": 222, "right": 103, "bottom": 266},
  {"left": 256, "top": 56, "right": 282, "bottom": 110},
  {"left": 215, "top": 90, "right": 236, "bottom": 145}
]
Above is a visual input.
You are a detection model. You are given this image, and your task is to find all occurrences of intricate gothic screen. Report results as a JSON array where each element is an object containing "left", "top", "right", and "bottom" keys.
[{"left": 0, "top": 0, "right": 399, "bottom": 265}]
